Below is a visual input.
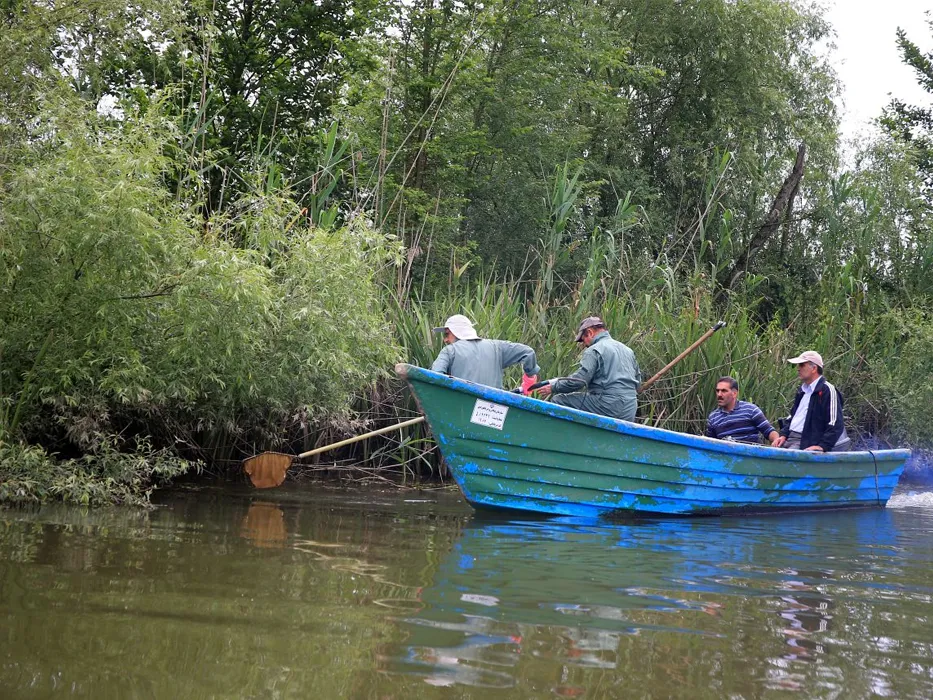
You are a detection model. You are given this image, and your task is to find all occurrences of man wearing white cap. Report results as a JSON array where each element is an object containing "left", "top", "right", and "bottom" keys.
[
  {"left": 773, "top": 350, "right": 851, "bottom": 452},
  {"left": 430, "top": 314, "right": 540, "bottom": 392}
]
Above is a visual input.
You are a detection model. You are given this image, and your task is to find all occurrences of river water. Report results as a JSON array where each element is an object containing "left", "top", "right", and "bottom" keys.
[{"left": 1, "top": 483, "right": 932, "bottom": 699}]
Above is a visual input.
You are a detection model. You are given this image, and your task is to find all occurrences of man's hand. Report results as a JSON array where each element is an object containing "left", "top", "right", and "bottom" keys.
[
  {"left": 804, "top": 445, "right": 824, "bottom": 452},
  {"left": 521, "top": 374, "right": 538, "bottom": 396},
  {"left": 772, "top": 435, "right": 787, "bottom": 448},
  {"left": 536, "top": 382, "right": 553, "bottom": 398}
]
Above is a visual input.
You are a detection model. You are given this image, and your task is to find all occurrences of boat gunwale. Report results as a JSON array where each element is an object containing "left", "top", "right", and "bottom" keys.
[{"left": 396, "top": 363, "right": 911, "bottom": 464}]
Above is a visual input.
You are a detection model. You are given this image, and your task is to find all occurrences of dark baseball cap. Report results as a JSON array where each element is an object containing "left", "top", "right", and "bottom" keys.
[{"left": 575, "top": 316, "right": 605, "bottom": 342}]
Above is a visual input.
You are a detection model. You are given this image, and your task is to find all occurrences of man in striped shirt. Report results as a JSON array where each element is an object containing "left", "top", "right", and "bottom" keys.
[{"left": 705, "top": 377, "right": 780, "bottom": 445}]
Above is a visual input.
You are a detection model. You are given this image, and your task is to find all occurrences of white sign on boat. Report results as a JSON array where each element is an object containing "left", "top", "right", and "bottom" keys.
[{"left": 470, "top": 399, "right": 508, "bottom": 430}]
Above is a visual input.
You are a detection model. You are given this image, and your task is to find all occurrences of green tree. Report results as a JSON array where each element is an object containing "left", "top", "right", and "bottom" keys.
[
  {"left": 0, "top": 100, "right": 400, "bottom": 466},
  {"left": 344, "top": 0, "right": 841, "bottom": 292},
  {"left": 0, "top": 0, "right": 181, "bottom": 171},
  {"left": 881, "top": 19, "right": 933, "bottom": 193},
  {"left": 0, "top": 0, "right": 383, "bottom": 218}
]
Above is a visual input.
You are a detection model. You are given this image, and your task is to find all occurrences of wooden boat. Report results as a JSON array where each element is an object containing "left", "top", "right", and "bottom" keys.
[{"left": 396, "top": 364, "right": 910, "bottom": 517}]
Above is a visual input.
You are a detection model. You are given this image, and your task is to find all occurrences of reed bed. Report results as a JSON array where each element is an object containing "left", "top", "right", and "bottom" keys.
[{"left": 315, "top": 272, "right": 912, "bottom": 483}]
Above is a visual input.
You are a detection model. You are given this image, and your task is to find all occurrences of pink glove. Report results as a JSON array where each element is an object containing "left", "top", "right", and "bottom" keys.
[{"left": 521, "top": 374, "right": 538, "bottom": 395}]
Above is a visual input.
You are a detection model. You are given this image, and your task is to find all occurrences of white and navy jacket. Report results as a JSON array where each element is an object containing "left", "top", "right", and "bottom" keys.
[{"left": 780, "top": 376, "right": 846, "bottom": 451}]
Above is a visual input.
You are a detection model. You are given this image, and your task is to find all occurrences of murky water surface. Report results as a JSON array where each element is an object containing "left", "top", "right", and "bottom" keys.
[{"left": 1, "top": 483, "right": 932, "bottom": 698}]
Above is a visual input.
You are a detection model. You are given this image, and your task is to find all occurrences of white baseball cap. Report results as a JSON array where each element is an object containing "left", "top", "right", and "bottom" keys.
[
  {"left": 433, "top": 314, "right": 480, "bottom": 341},
  {"left": 787, "top": 350, "right": 823, "bottom": 368}
]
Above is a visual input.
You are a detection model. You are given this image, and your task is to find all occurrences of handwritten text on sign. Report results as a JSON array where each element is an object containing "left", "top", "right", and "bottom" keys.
[{"left": 470, "top": 399, "right": 508, "bottom": 430}]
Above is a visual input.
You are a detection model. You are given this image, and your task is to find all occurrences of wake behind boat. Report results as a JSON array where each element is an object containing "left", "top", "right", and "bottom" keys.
[{"left": 396, "top": 364, "right": 910, "bottom": 517}]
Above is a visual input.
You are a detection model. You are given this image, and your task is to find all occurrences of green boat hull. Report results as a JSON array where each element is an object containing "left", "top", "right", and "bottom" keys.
[{"left": 397, "top": 364, "right": 910, "bottom": 517}]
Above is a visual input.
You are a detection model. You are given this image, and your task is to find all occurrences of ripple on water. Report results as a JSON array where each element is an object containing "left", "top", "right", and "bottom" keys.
[{"left": 887, "top": 491, "right": 933, "bottom": 510}]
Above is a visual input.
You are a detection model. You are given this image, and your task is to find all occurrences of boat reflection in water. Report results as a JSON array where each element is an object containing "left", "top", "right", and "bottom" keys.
[{"left": 380, "top": 506, "right": 919, "bottom": 695}]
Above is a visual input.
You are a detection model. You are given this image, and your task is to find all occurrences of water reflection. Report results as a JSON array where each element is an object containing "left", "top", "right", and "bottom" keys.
[
  {"left": 761, "top": 575, "right": 836, "bottom": 692},
  {"left": 381, "top": 507, "right": 933, "bottom": 696},
  {"left": 239, "top": 501, "right": 287, "bottom": 548},
  {"left": 383, "top": 518, "right": 729, "bottom": 691},
  {"left": 0, "top": 487, "right": 469, "bottom": 698},
  {"left": 387, "top": 614, "right": 520, "bottom": 688},
  {"left": 1, "top": 487, "right": 932, "bottom": 698},
  {"left": 776, "top": 578, "right": 833, "bottom": 660}
]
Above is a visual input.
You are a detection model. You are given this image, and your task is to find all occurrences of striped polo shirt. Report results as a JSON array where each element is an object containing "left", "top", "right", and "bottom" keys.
[{"left": 705, "top": 400, "right": 776, "bottom": 444}]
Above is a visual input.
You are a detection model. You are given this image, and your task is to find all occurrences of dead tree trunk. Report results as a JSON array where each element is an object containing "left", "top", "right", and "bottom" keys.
[{"left": 720, "top": 143, "right": 806, "bottom": 298}]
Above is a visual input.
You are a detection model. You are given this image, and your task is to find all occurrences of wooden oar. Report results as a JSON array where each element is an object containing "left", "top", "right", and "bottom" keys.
[
  {"left": 638, "top": 320, "right": 726, "bottom": 393},
  {"left": 244, "top": 416, "right": 425, "bottom": 488}
]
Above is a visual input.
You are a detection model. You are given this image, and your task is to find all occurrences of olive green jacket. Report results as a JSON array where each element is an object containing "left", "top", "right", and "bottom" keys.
[{"left": 553, "top": 331, "right": 641, "bottom": 419}]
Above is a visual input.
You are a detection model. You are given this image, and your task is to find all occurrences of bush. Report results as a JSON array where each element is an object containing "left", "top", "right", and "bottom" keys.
[
  {"left": 0, "top": 98, "right": 402, "bottom": 498},
  {"left": 0, "top": 434, "right": 192, "bottom": 507}
]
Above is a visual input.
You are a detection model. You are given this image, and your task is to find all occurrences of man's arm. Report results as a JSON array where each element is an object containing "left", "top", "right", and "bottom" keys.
[
  {"left": 495, "top": 340, "right": 541, "bottom": 376},
  {"left": 752, "top": 407, "right": 779, "bottom": 445},
  {"left": 815, "top": 383, "right": 844, "bottom": 451},
  {"left": 430, "top": 345, "right": 454, "bottom": 374},
  {"left": 780, "top": 392, "right": 803, "bottom": 438},
  {"left": 552, "top": 349, "right": 599, "bottom": 395},
  {"left": 774, "top": 395, "right": 800, "bottom": 447}
]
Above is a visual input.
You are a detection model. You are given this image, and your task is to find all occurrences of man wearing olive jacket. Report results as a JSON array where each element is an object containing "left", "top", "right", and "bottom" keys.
[
  {"left": 536, "top": 316, "right": 641, "bottom": 421},
  {"left": 773, "top": 350, "right": 851, "bottom": 452}
]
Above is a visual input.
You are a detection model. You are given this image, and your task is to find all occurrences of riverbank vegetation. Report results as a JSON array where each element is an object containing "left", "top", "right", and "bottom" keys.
[{"left": 2, "top": 0, "right": 932, "bottom": 504}]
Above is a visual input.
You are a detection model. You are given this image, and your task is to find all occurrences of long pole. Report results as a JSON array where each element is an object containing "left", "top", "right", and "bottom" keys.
[
  {"left": 296, "top": 416, "right": 425, "bottom": 459},
  {"left": 243, "top": 415, "right": 426, "bottom": 488},
  {"left": 638, "top": 321, "right": 726, "bottom": 393}
]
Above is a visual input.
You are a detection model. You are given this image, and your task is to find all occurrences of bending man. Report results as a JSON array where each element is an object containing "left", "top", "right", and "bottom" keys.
[
  {"left": 537, "top": 316, "right": 641, "bottom": 421},
  {"left": 430, "top": 314, "right": 540, "bottom": 392},
  {"left": 706, "top": 376, "right": 780, "bottom": 445}
]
